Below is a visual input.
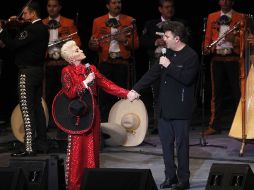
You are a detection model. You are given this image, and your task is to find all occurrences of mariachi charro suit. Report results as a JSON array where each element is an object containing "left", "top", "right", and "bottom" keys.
[
  {"left": 0, "top": 19, "right": 49, "bottom": 153},
  {"left": 43, "top": 16, "right": 81, "bottom": 48},
  {"left": 204, "top": 10, "right": 245, "bottom": 131},
  {"left": 204, "top": 10, "right": 244, "bottom": 54},
  {"left": 90, "top": 14, "right": 139, "bottom": 122},
  {"left": 91, "top": 14, "right": 139, "bottom": 63}
]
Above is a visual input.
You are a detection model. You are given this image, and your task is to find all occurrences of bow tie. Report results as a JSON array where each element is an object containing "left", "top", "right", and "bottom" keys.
[
  {"left": 105, "top": 18, "right": 120, "bottom": 28},
  {"left": 48, "top": 19, "right": 61, "bottom": 29},
  {"left": 217, "top": 15, "right": 231, "bottom": 25}
]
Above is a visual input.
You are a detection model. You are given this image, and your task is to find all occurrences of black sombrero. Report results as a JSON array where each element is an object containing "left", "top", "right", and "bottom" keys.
[{"left": 52, "top": 89, "right": 95, "bottom": 135}]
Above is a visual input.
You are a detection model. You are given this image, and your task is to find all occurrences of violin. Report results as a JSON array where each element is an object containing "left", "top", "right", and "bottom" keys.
[
  {"left": 1, "top": 18, "right": 30, "bottom": 30},
  {"left": 0, "top": 18, "right": 30, "bottom": 38},
  {"left": 0, "top": 0, "right": 32, "bottom": 32}
]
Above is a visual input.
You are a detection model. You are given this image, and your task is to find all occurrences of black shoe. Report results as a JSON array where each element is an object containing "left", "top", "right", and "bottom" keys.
[
  {"left": 173, "top": 182, "right": 190, "bottom": 190},
  {"left": 11, "top": 151, "right": 37, "bottom": 157},
  {"left": 160, "top": 176, "right": 178, "bottom": 189}
]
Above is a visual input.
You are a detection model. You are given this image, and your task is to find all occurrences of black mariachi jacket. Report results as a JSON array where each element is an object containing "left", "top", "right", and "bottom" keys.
[
  {"left": 0, "top": 19, "right": 49, "bottom": 67},
  {"left": 133, "top": 45, "right": 199, "bottom": 120}
]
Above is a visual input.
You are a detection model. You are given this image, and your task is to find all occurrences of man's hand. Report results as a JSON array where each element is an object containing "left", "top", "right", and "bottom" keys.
[
  {"left": 115, "top": 32, "right": 129, "bottom": 45},
  {"left": 0, "top": 20, "right": 2, "bottom": 32},
  {"left": 88, "top": 37, "right": 99, "bottom": 50},
  {"left": 225, "top": 32, "right": 236, "bottom": 43},
  {"left": 155, "top": 38, "right": 166, "bottom": 47},
  {"left": 203, "top": 47, "right": 211, "bottom": 55},
  {"left": 127, "top": 90, "right": 140, "bottom": 102},
  {"left": 0, "top": 40, "right": 5, "bottom": 48},
  {"left": 159, "top": 56, "right": 170, "bottom": 68}
]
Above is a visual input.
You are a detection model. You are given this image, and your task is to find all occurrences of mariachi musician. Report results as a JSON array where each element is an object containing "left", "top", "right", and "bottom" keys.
[
  {"left": 42, "top": 0, "right": 81, "bottom": 131},
  {"left": 203, "top": 0, "right": 245, "bottom": 135},
  {"left": 88, "top": 0, "right": 139, "bottom": 122},
  {"left": 0, "top": 1, "right": 49, "bottom": 156}
]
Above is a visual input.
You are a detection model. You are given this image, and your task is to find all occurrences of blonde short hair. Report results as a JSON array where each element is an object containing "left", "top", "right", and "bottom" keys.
[{"left": 60, "top": 40, "right": 77, "bottom": 62}]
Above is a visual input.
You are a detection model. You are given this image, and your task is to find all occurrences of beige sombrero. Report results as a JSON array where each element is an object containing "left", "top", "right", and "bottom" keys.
[
  {"left": 101, "top": 122, "right": 127, "bottom": 147},
  {"left": 101, "top": 99, "right": 148, "bottom": 147},
  {"left": 11, "top": 98, "right": 49, "bottom": 143}
]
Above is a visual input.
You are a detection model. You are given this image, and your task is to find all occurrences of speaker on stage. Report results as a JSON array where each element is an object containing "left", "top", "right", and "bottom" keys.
[
  {"left": 0, "top": 167, "right": 27, "bottom": 190},
  {"left": 9, "top": 158, "right": 48, "bottom": 190},
  {"left": 206, "top": 163, "right": 254, "bottom": 190},
  {"left": 9, "top": 155, "right": 65, "bottom": 190},
  {"left": 80, "top": 168, "right": 158, "bottom": 190}
]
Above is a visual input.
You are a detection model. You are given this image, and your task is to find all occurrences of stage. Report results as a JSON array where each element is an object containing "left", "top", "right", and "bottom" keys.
[{"left": 0, "top": 122, "right": 254, "bottom": 189}]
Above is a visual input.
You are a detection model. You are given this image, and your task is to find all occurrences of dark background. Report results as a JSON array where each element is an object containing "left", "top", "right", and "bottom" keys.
[{"left": 0, "top": 0, "right": 253, "bottom": 121}]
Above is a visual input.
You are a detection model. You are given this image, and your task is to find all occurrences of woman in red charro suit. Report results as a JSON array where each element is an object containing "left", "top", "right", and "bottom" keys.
[{"left": 52, "top": 40, "right": 130, "bottom": 190}]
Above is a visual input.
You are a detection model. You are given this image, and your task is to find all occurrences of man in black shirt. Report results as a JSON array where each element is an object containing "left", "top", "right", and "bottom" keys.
[
  {"left": 0, "top": 2, "right": 49, "bottom": 156},
  {"left": 129, "top": 21, "right": 199, "bottom": 190},
  {"left": 141, "top": 0, "right": 191, "bottom": 133}
]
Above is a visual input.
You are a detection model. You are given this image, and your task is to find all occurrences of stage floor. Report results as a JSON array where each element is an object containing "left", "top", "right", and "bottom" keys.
[{"left": 0, "top": 123, "right": 254, "bottom": 189}]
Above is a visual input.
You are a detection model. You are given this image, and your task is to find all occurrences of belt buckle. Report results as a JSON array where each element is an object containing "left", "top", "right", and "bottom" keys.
[
  {"left": 109, "top": 52, "right": 120, "bottom": 59},
  {"left": 216, "top": 48, "right": 232, "bottom": 55}
]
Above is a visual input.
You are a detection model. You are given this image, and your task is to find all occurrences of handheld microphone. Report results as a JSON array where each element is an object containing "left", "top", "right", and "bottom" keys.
[
  {"left": 161, "top": 48, "right": 166, "bottom": 56},
  {"left": 160, "top": 48, "right": 167, "bottom": 69},
  {"left": 85, "top": 63, "right": 92, "bottom": 73},
  {"left": 85, "top": 63, "right": 94, "bottom": 86}
]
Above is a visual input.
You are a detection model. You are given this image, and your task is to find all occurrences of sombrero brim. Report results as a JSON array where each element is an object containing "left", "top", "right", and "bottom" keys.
[
  {"left": 52, "top": 89, "right": 94, "bottom": 135},
  {"left": 101, "top": 122, "right": 127, "bottom": 146},
  {"left": 11, "top": 98, "right": 49, "bottom": 143},
  {"left": 108, "top": 99, "right": 148, "bottom": 146}
]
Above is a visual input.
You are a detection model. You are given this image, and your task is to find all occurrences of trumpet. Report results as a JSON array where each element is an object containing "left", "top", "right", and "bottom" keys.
[
  {"left": 48, "top": 32, "right": 77, "bottom": 47},
  {"left": 206, "top": 22, "right": 240, "bottom": 49}
]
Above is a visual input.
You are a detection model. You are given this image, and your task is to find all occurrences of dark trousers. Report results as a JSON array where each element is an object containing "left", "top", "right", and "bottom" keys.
[
  {"left": 210, "top": 59, "right": 240, "bottom": 130},
  {"left": 98, "top": 62, "right": 129, "bottom": 122},
  {"left": 18, "top": 67, "right": 47, "bottom": 152},
  {"left": 158, "top": 118, "right": 190, "bottom": 183}
]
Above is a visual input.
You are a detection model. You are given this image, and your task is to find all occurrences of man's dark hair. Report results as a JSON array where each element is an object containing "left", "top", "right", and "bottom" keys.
[
  {"left": 158, "top": 0, "right": 174, "bottom": 7},
  {"left": 27, "top": 1, "right": 41, "bottom": 17},
  {"left": 105, "top": 0, "right": 121, "bottom": 5},
  {"left": 48, "top": 0, "right": 63, "bottom": 6},
  {"left": 162, "top": 21, "right": 189, "bottom": 43}
]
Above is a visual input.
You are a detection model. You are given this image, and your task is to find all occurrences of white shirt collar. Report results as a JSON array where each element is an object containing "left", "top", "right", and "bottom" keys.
[
  {"left": 49, "top": 16, "right": 60, "bottom": 21},
  {"left": 221, "top": 10, "right": 233, "bottom": 18},
  {"left": 32, "top": 19, "right": 41, "bottom": 24},
  {"left": 109, "top": 14, "right": 120, "bottom": 20},
  {"left": 161, "top": 16, "right": 167, "bottom": 22}
]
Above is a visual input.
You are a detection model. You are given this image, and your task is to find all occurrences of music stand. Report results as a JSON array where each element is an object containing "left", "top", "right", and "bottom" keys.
[{"left": 190, "top": 18, "right": 226, "bottom": 149}]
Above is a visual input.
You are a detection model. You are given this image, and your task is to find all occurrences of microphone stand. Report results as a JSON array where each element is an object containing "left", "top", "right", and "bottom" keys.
[
  {"left": 129, "top": 19, "right": 136, "bottom": 88},
  {"left": 190, "top": 18, "right": 226, "bottom": 149}
]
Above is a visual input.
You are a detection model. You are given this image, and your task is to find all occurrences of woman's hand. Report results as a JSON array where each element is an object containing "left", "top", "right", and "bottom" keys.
[
  {"left": 83, "top": 72, "right": 95, "bottom": 87},
  {"left": 127, "top": 90, "right": 140, "bottom": 102}
]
